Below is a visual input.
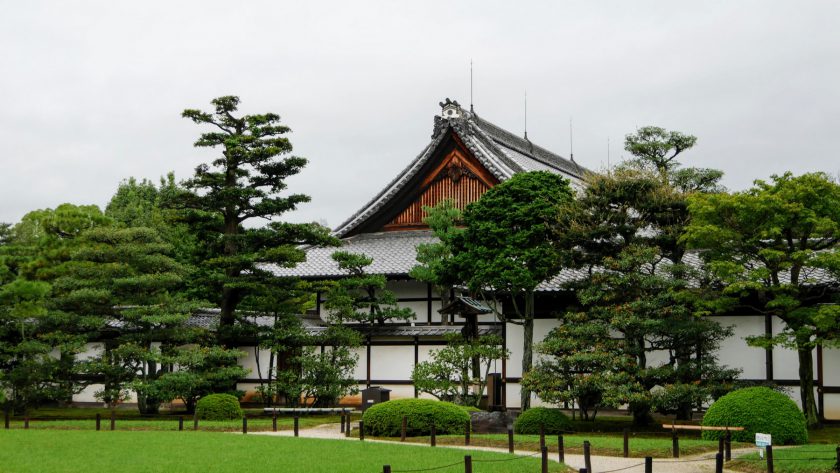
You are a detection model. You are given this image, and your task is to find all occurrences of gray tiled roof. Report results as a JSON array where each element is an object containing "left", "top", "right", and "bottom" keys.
[
  {"left": 332, "top": 102, "right": 590, "bottom": 238},
  {"left": 268, "top": 230, "right": 438, "bottom": 278}
]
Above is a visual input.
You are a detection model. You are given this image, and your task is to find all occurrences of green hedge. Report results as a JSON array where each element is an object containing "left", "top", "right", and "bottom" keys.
[
  {"left": 195, "top": 393, "right": 243, "bottom": 421},
  {"left": 362, "top": 399, "right": 470, "bottom": 437},
  {"left": 514, "top": 407, "right": 572, "bottom": 435},
  {"left": 701, "top": 387, "right": 808, "bottom": 445}
]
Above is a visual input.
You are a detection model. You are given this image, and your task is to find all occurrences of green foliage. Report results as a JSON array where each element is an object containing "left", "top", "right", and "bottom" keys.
[
  {"left": 450, "top": 171, "right": 574, "bottom": 410},
  {"left": 195, "top": 393, "right": 243, "bottom": 420},
  {"left": 324, "top": 251, "right": 413, "bottom": 325},
  {"left": 685, "top": 172, "right": 840, "bottom": 426},
  {"left": 179, "top": 96, "right": 338, "bottom": 337},
  {"left": 412, "top": 334, "right": 508, "bottom": 407},
  {"left": 155, "top": 345, "right": 248, "bottom": 413},
  {"left": 624, "top": 126, "right": 697, "bottom": 179},
  {"left": 513, "top": 407, "right": 572, "bottom": 435},
  {"left": 701, "top": 387, "right": 808, "bottom": 445},
  {"left": 542, "top": 165, "right": 738, "bottom": 424},
  {"left": 410, "top": 199, "right": 463, "bottom": 319},
  {"left": 362, "top": 398, "right": 470, "bottom": 437}
]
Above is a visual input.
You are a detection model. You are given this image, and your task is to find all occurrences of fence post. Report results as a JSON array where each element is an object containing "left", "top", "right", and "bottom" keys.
[
  {"left": 24, "top": 416, "right": 29, "bottom": 429},
  {"left": 672, "top": 429, "right": 679, "bottom": 458},
  {"left": 272, "top": 411, "right": 277, "bottom": 432},
  {"left": 835, "top": 446, "right": 840, "bottom": 473},
  {"left": 242, "top": 416, "right": 247, "bottom": 434},
  {"left": 179, "top": 416, "right": 184, "bottom": 431},
  {"left": 294, "top": 416, "right": 299, "bottom": 437},
  {"left": 96, "top": 413, "right": 101, "bottom": 431},
  {"left": 539, "top": 423, "right": 546, "bottom": 450},
  {"left": 383, "top": 465, "right": 391, "bottom": 473},
  {"left": 359, "top": 420, "right": 365, "bottom": 441},
  {"left": 401, "top": 416, "right": 406, "bottom": 442},
  {"left": 3, "top": 407, "right": 9, "bottom": 429},
  {"left": 340, "top": 413, "right": 345, "bottom": 433},
  {"left": 766, "top": 444, "right": 774, "bottom": 473},
  {"left": 110, "top": 410, "right": 115, "bottom": 431},
  {"left": 345, "top": 417, "right": 351, "bottom": 437},
  {"left": 623, "top": 428, "right": 629, "bottom": 458},
  {"left": 645, "top": 456, "right": 652, "bottom": 473},
  {"left": 558, "top": 434, "right": 565, "bottom": 463},
  {"left": 430, "top": 423, "right": 436, "bottom": 447},
  {"left": 718, "top": 436, "right": 724, "bottom": 457},
  {"left": 464, "top": 455, "right": 472, "bottom": 473},
  {"left": 507, "top": 427, "right": 514, "bottom": 453},
  {"left": 193, "top": 413, "right": 199, "bottom": 431},
  {"left": 583, "top": 440, "right": 592, "bottom": 473},
  {"left": 724, "top": 430, "right": 732, "bottom": 461},
  {"left": 465, "top": 419, "right": 470, "bottom": 446},
  {"left": 715, "top": 452, "right": 723, "bottom": 473},
  {"left": 541, "top": 446, "right": 548, "bottom": 473},
  {"left": 579, "top": 469, "right": 587, "bottom": 473}
]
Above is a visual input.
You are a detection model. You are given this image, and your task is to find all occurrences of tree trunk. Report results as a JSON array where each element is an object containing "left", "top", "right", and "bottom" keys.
[
  {"left": 797, "top": 345, "right": 821, "bottom": 427},
  {"left": 520, "top": 292, "right": 535, "bottom": 411}
]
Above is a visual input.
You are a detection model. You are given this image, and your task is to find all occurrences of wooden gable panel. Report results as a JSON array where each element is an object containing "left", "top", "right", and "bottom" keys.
[{"left": 383, "top": 145, "right": 498, "bottom": 231}]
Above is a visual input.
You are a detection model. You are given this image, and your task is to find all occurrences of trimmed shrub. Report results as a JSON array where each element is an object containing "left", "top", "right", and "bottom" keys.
[
  {"left": 460, "top": 405, "right": 482, "bottom": 413},
  {"left": 514, "top": 407, "right": 572, "bottom": 435},
  {"left": 195, "top": 393, "right": 243, "bottom": 421},
  {"left": 362, "top": 398, "right": 470, "bottom": 437},
  {"left": 701, "top": 387, "right": 808, "bottom": 445}
]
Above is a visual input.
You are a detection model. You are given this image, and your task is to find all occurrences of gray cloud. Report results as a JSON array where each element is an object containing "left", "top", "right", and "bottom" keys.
[{"left": 2, "top": 0, "right": 838, "bottom": 228}]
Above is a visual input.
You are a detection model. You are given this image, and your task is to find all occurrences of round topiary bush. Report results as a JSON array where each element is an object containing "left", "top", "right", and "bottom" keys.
[
  {"left": 195, "top": 393, "right": 243, "bottom": 421},
  {"left": 514, "top": 407, "right": 572, "bottom": 435},
  {"left": 701, "top": 387, "right": 808, "bottom": 445},
  {"left": 362, "top": 399, "right": 470, "bottom": 437}
]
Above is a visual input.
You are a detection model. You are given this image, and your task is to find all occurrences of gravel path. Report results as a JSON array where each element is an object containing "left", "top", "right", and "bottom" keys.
[{"left": 253, "top": 423, "right": 754, "bottom": 472}]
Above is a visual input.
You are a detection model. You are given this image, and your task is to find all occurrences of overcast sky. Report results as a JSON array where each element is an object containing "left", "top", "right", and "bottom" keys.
[{"left": 2, "top": 1, "right": 838, "bottom": 228}]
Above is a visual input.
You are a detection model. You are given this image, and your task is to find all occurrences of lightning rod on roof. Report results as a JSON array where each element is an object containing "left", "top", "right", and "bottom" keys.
[
  {"left": 569, "top": 117, "right": 575, "bottom": 163},
  {"left": 524, "top": 89, "right": 528, "bottom": 141},
  {"left": 470, "top": 59, "right": 474, "bottom": 113},
  {"left": 607, "top": 137, "right": 611, "bottom": 175}
]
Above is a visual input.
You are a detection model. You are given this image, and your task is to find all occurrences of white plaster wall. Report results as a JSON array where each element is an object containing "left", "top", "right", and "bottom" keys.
[
  {"left": 505, "top": 323, "right": 524, "bottom": 378},
  {"left": 823, "top": 347, "right": 840, "bottom": 385},
  {"left": 771, "top": 316, "right": 814, "bottom": 381},
  {"left": 824, "top": 393, "right": 840, "bottom": 420},
  {"left": 370, "top": 345, "right": 415, "bottom": 380},
  {"left": 75, "top": 384, "right": 104, "bottom": 404},
  {"left": 646, "top": 350, "right": 671, "bottom": 368},
  {"left": 417, "top": 345, "right": 437, "bottom": 364},
  {"left": 236, "top": 345, "right": 268, "bottom": 379},
  {"left": 714, "top": 315, "right": 766, "bottom": 379},
  {"left": 351, "top": 346, "right": 367, "bottom": 380}
]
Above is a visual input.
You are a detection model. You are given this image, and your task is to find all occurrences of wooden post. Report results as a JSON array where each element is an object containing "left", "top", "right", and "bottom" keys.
[
  {"left": 3, "top": 408, "right": 9, "bottom": 429},
  {"left": 541, "top": 446, "right": 548, "bottom": 473},
  {"left": 242, "top": 417, "right": 247, "bottom": 434},
  {"left": 539, "top": 423, "right": 546, "bottom": 450},
  {"left": 345, "top": 417, "right": 351, "bottom": 438},
  {"left": 179, "top": 416, "right": 184, "bottom": 431},
  {"left": 766, "top": 444, "right": 774, "bottom": 473},
  {"left": 110, "top": 410, "right": 115, "bottom": 431},
  {"left": 359, "top": 420, "right": 365, "bottom": 441},
  {"left": 294, "top": 416, "right": 299, "bottom": 437},
  {"left": 623, "top": 428, "right": 629, "bottom": 458},
  {"left": 645, "top": 456, "right": 652, "bottom": 473},
  {"left": 401, "top": 416, "right": 406, "bottom": 442},
  {"left": 718, "top": 436, "right": 724, "bottom": 457},
  {"left": 724, "top": 430, "right": 732, "bottom": 461},
  {"left": 583, "top": 440, "right": 592, "bottom": 473},
  {"left": 24, "top": 416, "right": 29, "bottom": 429},
  {"left": 507, "top": 428, "right": 514, "bottom": 453},
  {"left": 340, "top": 414, "right": 345, "bottom": 433},
  {"left": 193, "top": 413, "right": 198, "bottom": 431},
  {"left": 383, "top": 466, "right": 391, "bottom": 473},
  {"left": 579, "top": 469, "right": 587, "bottom": 473},
  {"left": 835, "top": 446, "right": 840, "bottom": 472},
  {"left": 715, "top": 452, "right": 723, "bottom": 473},
  {"left": 272, "top": 412, "right": 277, "bottom": 432},
  {"left": 96, "top": 413, "right": 101, "bottom": 431},
  {"left": 464, "top": 420, "right": 470, "bottom": 446},
  {"left": 672, "top": 429, "right": 679, "bottom": 458},
  {"left": 464, "top": 455, "right": 472, "bottom": 473},
  {"left": 558, "top": 434, "right": 565, "bottom": 463},
  {"left": 430, "top": 423, "right": 436, "bottom": 447}
]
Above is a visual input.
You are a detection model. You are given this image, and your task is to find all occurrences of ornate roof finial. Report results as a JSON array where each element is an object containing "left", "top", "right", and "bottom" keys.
[{"left": 440, "top": 98, "right": 463, "bottom": 119}]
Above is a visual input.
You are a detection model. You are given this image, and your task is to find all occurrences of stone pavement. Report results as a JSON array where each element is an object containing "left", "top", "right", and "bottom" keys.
[{"left": 253, "top": 423, "right": 759, "bottom": 472}]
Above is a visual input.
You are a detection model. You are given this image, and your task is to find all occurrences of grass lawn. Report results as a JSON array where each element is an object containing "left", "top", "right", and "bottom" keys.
[
  {"left": 727, "top": 444, "right": 839, "bottom": 473},
  {"left": 0, "top": 430, "right": 568, "bottom": 473},
  {"left": 395, "top": 432, "right": 737, "bottom": 458}
]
